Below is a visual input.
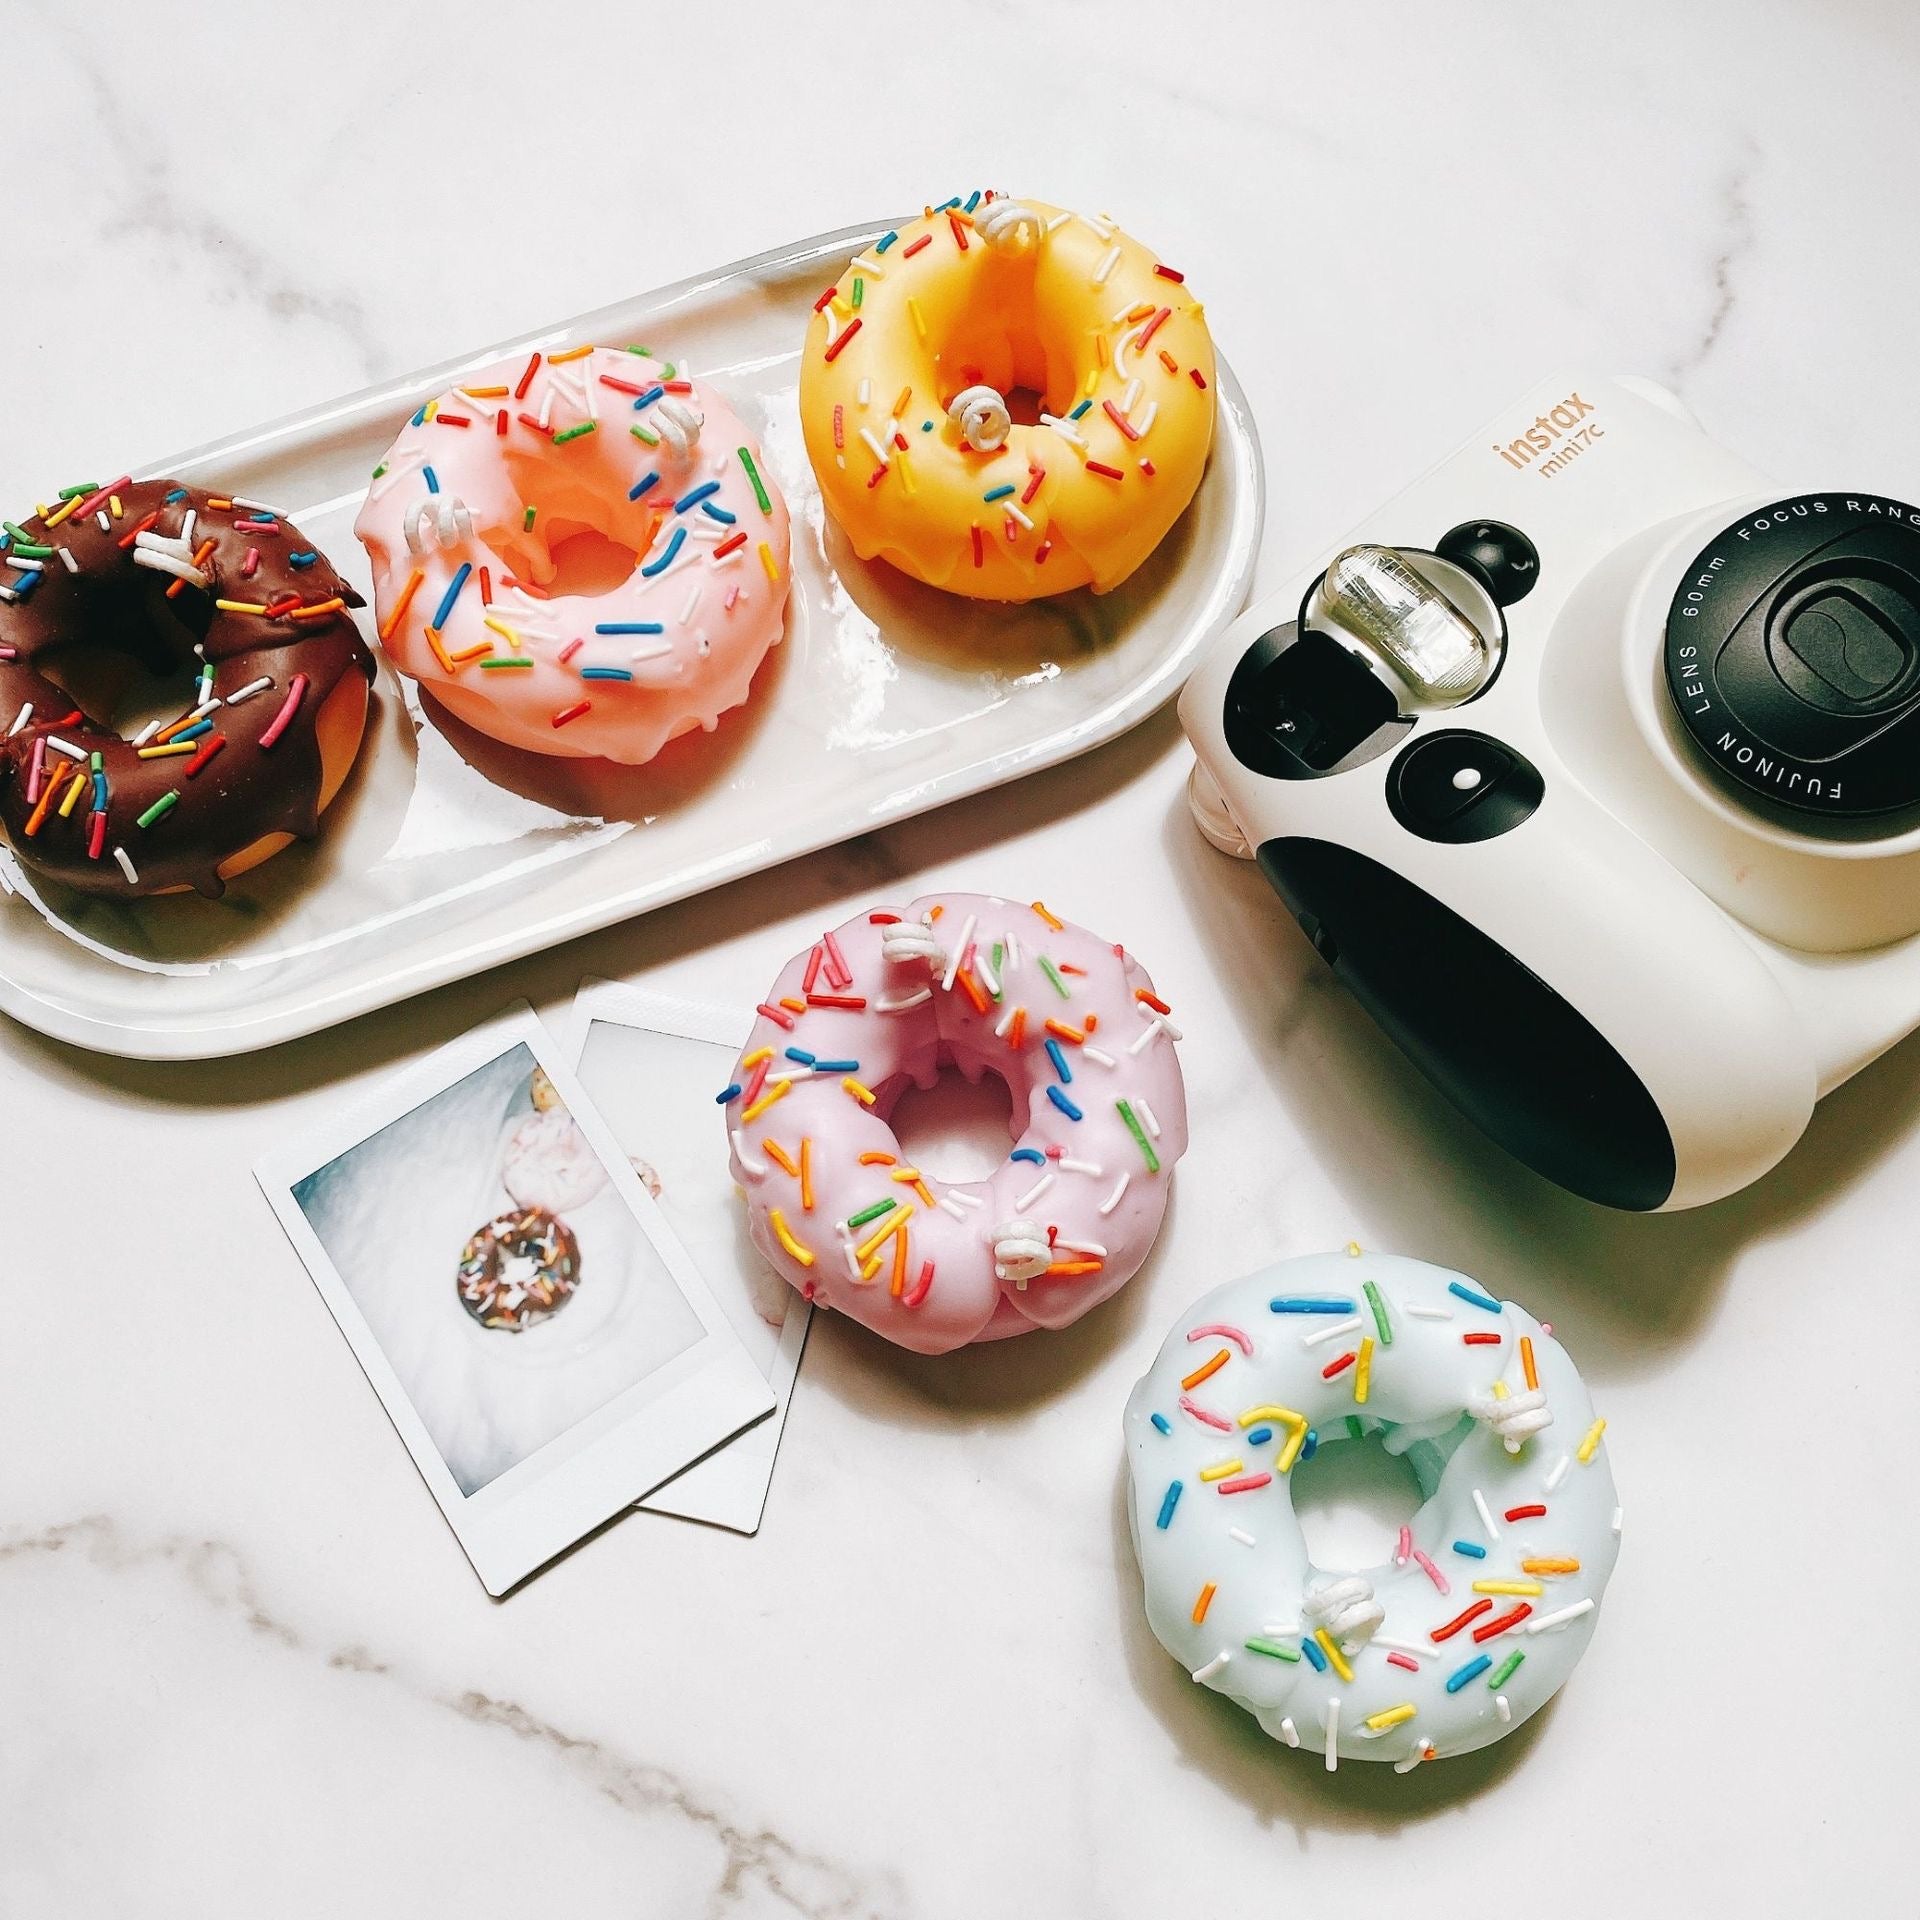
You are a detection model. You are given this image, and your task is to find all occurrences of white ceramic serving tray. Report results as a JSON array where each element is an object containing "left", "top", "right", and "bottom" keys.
[{"left": 0, "top": 221, "right": 1263, "bottom": 1059}]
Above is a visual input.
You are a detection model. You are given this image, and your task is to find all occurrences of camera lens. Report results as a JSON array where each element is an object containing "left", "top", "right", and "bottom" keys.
[{"left": 1664, "top": 492, "right": 1920, "bottom": 818}]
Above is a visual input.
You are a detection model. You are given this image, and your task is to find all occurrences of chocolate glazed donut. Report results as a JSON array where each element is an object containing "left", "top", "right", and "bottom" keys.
[{"left": 0, "top": 477, "right": 374, "bottom": 898}]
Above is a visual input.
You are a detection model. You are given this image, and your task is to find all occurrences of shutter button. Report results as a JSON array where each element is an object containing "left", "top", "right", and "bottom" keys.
[{"left": 1387, "top": 730, "right": 1544, "bottom": 843}]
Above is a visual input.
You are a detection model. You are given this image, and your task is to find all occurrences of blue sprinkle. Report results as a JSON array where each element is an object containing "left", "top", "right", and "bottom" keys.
[
  {"left": 982, "top": 483, "right": 1016, "bottom": 503},
  {"left": 640, "top": 526, "right": 686, "bottom": 576},
  {"left": 429, "top": 562, "right": 472, "bottom": 632},
  {"left": 1446, "top": 1655, "right": 1493, "bottom": 1693},
  {"left": 422, "top": 465, "right": 439, "bottom": 493},
  {"left": 1044, "top": 1037, "right": 1071, "bottom": 1083},
  {"left": 784, "top": 1048, "right": 816, "bottom": 1066},
  {"left": 715, "top": 1084, "right": 741, "bottom": 1105},
  {"left": 963, "top": 189, "right": 982, "bottom": 213},
  {"left": 1010, "top": 1147, "right": 1047, "bottom": 1165},
  {"left": 674, "top": 480, "right": 721, "bottom": 514},
  {"left": 1300, "top": 1428, "right": 1319, "bottom": 1462},
  {"left": 875, "top": 230, "right": 899, "bottom": 254},
  {"left": 701, "top": 500, "right": 737, "bottom": 524},
  {"left": 288, "top": 550, "right": 317, "bottom": 567},
  {"left": 594, "top": 621, "right": 664, "bottom": 635},
  {"left": 1269, "top": 1297, "right": 1356, "bottom": 1315},
  {"left": 632, "top": 385, "right": 665, "bottom": 411},
  {"left": 580, "top": 667, "right": 634, "bottom": 681},
  {"left": 1246, "top": 1425, "right": 1274, "bottom": 1447},
  {"left": 9, "top": 569, "right": 41, "bottom": 599},
  {"left": 1150, "top": 1412, "right": 1171, "bottom": 1435},
  {"left": 164, "top": 488, "right": 189, "bottom": 503},
  {"left": 1453, "top": 1540, "right": 1489, "bottom": 1559},
  {"left": 409, "top": 405, "right": 427, "bottom": 428},
  {"left": 1046, "top": 1085, "right": 1083, "bottom": 1121},
  {"left": 628, "top": 471, "right": 661, "bottom": 501},
  {"left": 921, "top": 419, "right": 933, "bottom": 431},
  {"left": 1449, "top": 1280, "right": 1503, "bottom": 1313},
  {"left": 1155, "top": 1480, "right": 1182, "bottom": 1529},
  {"left": 170, "top": 719, "right": 214, "bottom": 744},
  {"left": 938, "top": 195, "right": 963, "bottom": 211},
  {"left": 808, "top": 1058, "right": 860, "bottom": 1073},
  {"left": 1301, "top": 1636, "right": 1328, "bottom": 1673},
  {"left": 1069, "top": 399, "right": 1092, "bottom": 420}
]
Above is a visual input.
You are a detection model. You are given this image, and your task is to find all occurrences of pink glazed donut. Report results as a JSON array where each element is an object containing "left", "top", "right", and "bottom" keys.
[
  {"left": 353, "top": 345, "right": 790, "bottom": 762},
  {"left": 722, "top": 892, "right": 1188, "bottom": 1354}
]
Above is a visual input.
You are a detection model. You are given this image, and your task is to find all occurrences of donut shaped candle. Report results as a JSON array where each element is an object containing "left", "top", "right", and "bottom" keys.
[
  {"left": 1126, "top": 1251, "right": 1620, "bottom": 1768},
  {"left": 799, "top": 192, "right": 1215, "bottom": 599},
  {"left": 722, "top": 892, "right": 1187, "bottom": 1353},
  {"left": 355, "top": 346, "right": 789, "bottom": 762}
]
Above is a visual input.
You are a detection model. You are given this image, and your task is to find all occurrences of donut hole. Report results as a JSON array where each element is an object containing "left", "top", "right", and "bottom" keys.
[
  {"left": 35, "top": 611, "right": 208, "bottom": 737},
  {"left": 540, "top": 525, "right": 643, "bottom": 599},
  {"left": 1289, "top": 1425, "right": 1426, "bottom": 1573},
  {"left": 885, "top": 1055, "right": 1017, "bottom": 1184}
]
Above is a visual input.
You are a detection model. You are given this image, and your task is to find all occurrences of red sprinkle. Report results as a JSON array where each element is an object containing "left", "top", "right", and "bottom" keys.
[
  {"left": 1216, "top": 1473, "right": 1273, "bottom": 1495},
  {"left": 949, "top": 213, "right": 969, "bottom": 251},
  {"left": 1462, "top": 1332, "right": 1503, "bottom": 1347},
  {"left": 1189, "top": 367, "right": 1209, "bottom": 390},
  {"left": 1103, "top": 400, "right": 1141, "bottom": 442},
  {"left": 970, "top": 522, "right": 984, "bottom": 567},
  {"left": 1021, "top": 466, "right": 1045, "bottom": 504},
  {"left": 822, "top": 317, "right": 863, "bottom": 363},
  {"left": 1137, "top": 988, "right": 1172, "bottom": 1014},
  {"left": 1034, "top": 539, "right": 1052, "bottom": 564},
  {"left": 712, "top": 530, "right": 748, "bottom": 559},
  {"left": 1504, "top": 1503, "right": 1548, "bottom": 1522},
  {"left": 833, "top": 403, "right": 845, "bottom": 449},
  {"left": 1085, "top": 460, "right": 1125, "bottom": 481},
  {"left": 115, "top": 511, "right": 162, "bottom": 549},
  {"left": 803, "top": 945, "right": 825, "bottom": 994},
  {"left": 478, "top": 567, "right": 492, "bottom": 606},
  {"left": 516, "top": 412, "right": 553, "bottom": 437},
  {"left": 1153, "top": 264, "right": 1186, "bottom": 282},
  {"left": 1136, "top": 306, "right": 1173, "bottom": 349},
  {"left": 551, "top": 700, "right": 591, "bottom": 728},
  {"left": 1472, "top": 1604, "right": 1533, "bottom": 1643},
  {"left": 905, "top": 1260, "right": 936, "bottom": 1309},
  {"left": 813, "top": 285, "right": 839, "bottom": 313},
  {"left": 598, "top": 374, "right": 649, "bottom": 395},
  {"left": 821, "top": 929, "right": 851, "bottom": 987},
  {"left": 902, "top": 232, "right": 932, "bottom": 258},
  {"left": 806, "top": 993, "right": 867, "bottom": 1011},
  {"left": 1322, "top": 1351, "right": 1357, "bottom": 1379},
  {"left": 1430, "top": 1598, "right": 1493, "bottom": 1643},
  {"left": 86, "top": 809, "right": 106, "bottom": 859},
  {"left": 755, "top": 1002, "right": 797, "bottom": 1032},
  {"left": 183, "top": 734, "right": 227, "bottom": 778},
  {"left": 435, "top": 413, "right": 471, "bottom": 428},
  {"left": 495, "top": 408, "right": 509, "bottom": 437},
  {"left": 514, "top": 352, "right": 542, "bottom": 400}
]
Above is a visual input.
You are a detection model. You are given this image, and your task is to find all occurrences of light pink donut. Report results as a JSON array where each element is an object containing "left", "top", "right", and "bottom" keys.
[
  {"left": 353, "top": 345, "right": 790, "bottom": 762},
  {"left": 723, "top": 892, "right": 1188, "bottom": 1354}
]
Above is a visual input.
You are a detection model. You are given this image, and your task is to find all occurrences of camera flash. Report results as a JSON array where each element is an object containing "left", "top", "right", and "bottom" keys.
[{"left": 1321, "top": 545, "right": 1495, "bottom": 705}]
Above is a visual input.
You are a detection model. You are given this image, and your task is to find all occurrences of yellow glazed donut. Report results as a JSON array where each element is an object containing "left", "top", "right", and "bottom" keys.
[{"left": 799, "top": 193, "right": 1216, "bottom": 600}]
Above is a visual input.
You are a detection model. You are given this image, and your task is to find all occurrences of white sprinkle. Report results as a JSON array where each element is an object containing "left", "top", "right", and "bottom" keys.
[
  {"left": 1098, "top": 1172, "right": 1131, "bottom": 1216},
  {"left": 7, "top": 556, "right": 43, "bottom": 573},
  {"left": 1136, "top": 400, "right": 1159, "bottom": 436},
  {"left": 1526, "top": 1598, "right": 1595, "bottom": 1635},
  {"left": 941, "top": 912, "right": 976, "bottom": 992},
  {"left": 1121, "top": 377, "right": 1143, "bottom": 413},
  {"left": 851, "top": 255, "right": 886, "bottom": 278},
  {"left": 1078, "top": 212, "right": 1114, "bottom": 239},
  {"left": 1324, "top": 1698, "right": 1340, "bottom": 1771},
  {"left": 1191, "top": 1651, "right": 1230, "bottom": 1684},
  {"left": 1005, "top": 932, "right": 1020, "bottom": 969},
  {"left": 1014, "top": 1173, "right": 1055, "bottom": 1212},
  {"left": 876, "top": 987, "right": 932, "bottom": 1014},
  {"left": 113, "top": 845, "right": 137, "bottom": 884},
  {"left": 1404, "top": 1304, "right": 1453, "bottom": 1321},
  {"left": 129, "top": 719, "right": 162, "bottom": 747},
  {"left": 856, "top": 377, "right": 871, "bottom": 408},
  {"left": 731, "top": 1130, "right": 767, "bottom": 1179},
  {"left": 1044, "top": 210, "right": 1073, "bottom": 234},
  {"left": 858, "top": 425, "right": 891, "bottom": 468},
  {"left": 629, "top": 642, "right": 672, "bottom": 663},
  {"left": 1090, "top": 245, "right": 1122, "bottom": 287},
  {"left": 993, "top": 1002, "right": 1019, "bottom": 1038},
  {"left": 975, "top": 948, "right": 1001, "bottom": 997},
  {"left": 95, "top": 511, "right": 111, "bottom": 532},
  {"left": 679, "top": 585, "right": 702, "bottom": 622},
  {"left": 1057, "top": 1156, "right": 1102, "bottom": 1176},
  {"left": 46, "top": 736, "right": 86, "bottom": 761},
  {"left": 1495, "top": 1694, "right": 1512, "bottom": 1723},
  {"left": 57, "top": 548, "right": 77, "bottom": 573},
  {"left": 1228, "top": 1527, "right": 1256, "bottom": 1547},
  {"left": 1127, "top": 1022, "right": 1163, "bottom": 1055},
  {"left": 1612, "top": 1506, "right": 1623, "bottom": 1534},
  {"left": 1472, "top": 1488, "right": 1499, "bottom": 1541},
  {"left": 1001, "top": 501, "right": 1034, "bottom": 532},
  {"left": 1082, "top": 1045, "right": 1117, "bottom": 1068},
  {"left": 1134, "top": 1098, "right": 1162, "bottom": 1139},
  {"left": 842, "top": 1240, "right": 863, "bottom": 1282},
  {"left": 1301, "top": 1317, "right": 1364, "bottom": 1350},
  {"left": 537, "top": 387, "right": 556, "bottom": 431},
  {"left": 1393, "top": 1741, "right": 1433, "bottom": 1773},
  {"left": 945, "top": 1188, "right": 983, "bottom": 1210},
  {"left": 1053, "top": 1236, "right": 1106, "bottom": 1257},
  {"left": 1544, "top": 1452, "right": 1572, "bottom": 1493},
  {"left": 231, "top": 496, "right": 286, "bottom": 518},
  {"left": 1038, "top": 413, "right": 1087, "bottom": 449},
  {"left": 6, "top": 702, "right": 31, "bottom": 736}
]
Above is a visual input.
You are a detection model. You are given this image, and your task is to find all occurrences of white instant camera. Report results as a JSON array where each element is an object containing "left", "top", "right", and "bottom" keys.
[{"left": 1180, "top": 373, "right": 1920, "bottom": 1210}]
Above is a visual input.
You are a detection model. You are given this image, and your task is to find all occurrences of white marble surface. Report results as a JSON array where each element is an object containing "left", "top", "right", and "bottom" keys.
[{"left": 6, "top": 3, "right": 1920, "bottom": 1913}]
